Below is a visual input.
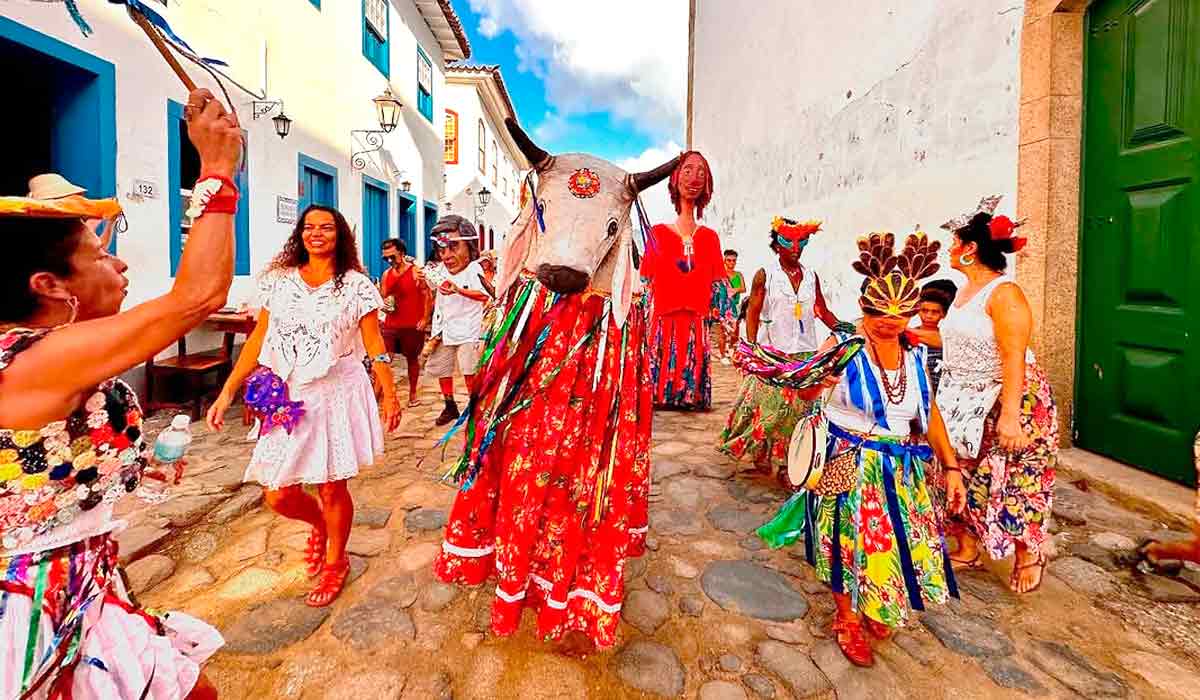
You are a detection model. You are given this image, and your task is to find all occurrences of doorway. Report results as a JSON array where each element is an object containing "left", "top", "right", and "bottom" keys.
[
  {"left": 1076, "top": 0, "right": 1199, "bottom": 485},
  {"left": 397, "top": 192, "right": 417, "bottom": 261},
  {"left": 0, "top": 16, "right": 115, "bottom": 229},
  {"left": 362, "top": 176, "right": 389, "bottom": 280},
  {"left": 298, "top": 154, "right": 338, "bottom": 213}
]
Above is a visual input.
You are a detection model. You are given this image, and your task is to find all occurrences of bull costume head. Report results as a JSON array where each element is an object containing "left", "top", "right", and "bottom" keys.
[{"left": 496, "top": 118, "right": 679, "bottom": 328}]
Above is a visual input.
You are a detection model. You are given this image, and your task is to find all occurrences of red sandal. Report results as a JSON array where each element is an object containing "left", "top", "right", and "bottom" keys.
[
  {"left": 831, "top": 610, "right": 875, "bottom": 667},
  {"left": 303, "top": 527, "right": 327, "bottom": 578},
  {"left": 306, "top": 558, "right": 350, "bottom": 607}
]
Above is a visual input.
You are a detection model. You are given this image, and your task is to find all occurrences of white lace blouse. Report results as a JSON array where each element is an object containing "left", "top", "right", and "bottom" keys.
[{"left": 256, "top": 269, "right": 383, "bottom": 386}]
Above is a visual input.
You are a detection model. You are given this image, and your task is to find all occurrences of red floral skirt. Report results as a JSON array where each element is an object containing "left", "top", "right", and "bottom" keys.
[{"left": 434, "top": 277, "right": 652, "bottom": 648}]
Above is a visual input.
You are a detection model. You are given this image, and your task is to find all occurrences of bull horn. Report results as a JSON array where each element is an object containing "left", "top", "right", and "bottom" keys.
[
  {"left": 630, "top": 155, "right": 681, "bottom": 193},
  {"left": 505, "top": 117, "right": 551, "bottom": 171}
]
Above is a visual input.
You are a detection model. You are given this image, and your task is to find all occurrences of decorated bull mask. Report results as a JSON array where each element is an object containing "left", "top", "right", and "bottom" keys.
[{"left": 496, "top": 118, "right": 678, "bottom": 328}]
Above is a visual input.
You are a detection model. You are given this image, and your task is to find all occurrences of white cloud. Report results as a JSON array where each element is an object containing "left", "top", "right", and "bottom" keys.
[
  {"left": 619, "top": 141, "right": 684, "bottom": 225},
  {"left": 467, "top": 0, "right": 687, "bottom": 140}
]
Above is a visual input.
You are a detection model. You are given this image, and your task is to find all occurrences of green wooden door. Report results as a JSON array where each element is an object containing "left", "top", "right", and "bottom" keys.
[{"left": 1077, "top": 0, "right": 1200, "bottom": 485}]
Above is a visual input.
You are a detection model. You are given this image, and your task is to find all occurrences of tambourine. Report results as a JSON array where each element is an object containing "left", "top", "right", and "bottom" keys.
[{"left": 787, "top": 412, "right": 829, "bottom": 490}]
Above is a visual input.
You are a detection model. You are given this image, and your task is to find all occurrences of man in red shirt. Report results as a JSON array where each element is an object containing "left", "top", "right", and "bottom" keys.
[{"left": 379, "top": 239, "right": 431, "bottom": 406}]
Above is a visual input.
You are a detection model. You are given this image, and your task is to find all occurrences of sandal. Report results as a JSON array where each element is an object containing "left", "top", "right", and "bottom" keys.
[
  {"left": 303, "top": 527, "right": 327, "bottom": 578},
  {"left": 863, "top": 617, "right": 893, "bottom": 640},
  {"left": 1009, "top": 551, "right": 1046, "bottom": 594},
  {"left": 949, "top": 552, "right": 983, "bottom": 570},
  {"left": 306, "top": 558, "right": 350, "bottom": 607},
  {"left": 831, "top": 611, "right": 874, "bottom": 667}
]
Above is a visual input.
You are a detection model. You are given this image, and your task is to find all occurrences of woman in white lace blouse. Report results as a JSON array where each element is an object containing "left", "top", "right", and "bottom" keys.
[
  {"left": 934, "top": 199, "right": 1058, "bottom": 594},
  {"left": 207, "top": 206, "right": 401, "bottom": 607}
]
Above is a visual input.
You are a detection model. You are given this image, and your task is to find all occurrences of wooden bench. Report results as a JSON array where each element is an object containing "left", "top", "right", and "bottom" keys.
[{"left": 143, "top": 337, "right": 232, "bottom": 421}]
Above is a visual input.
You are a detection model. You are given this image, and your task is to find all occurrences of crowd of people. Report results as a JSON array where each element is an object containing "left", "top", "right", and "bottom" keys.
[{"left": 2, "top": 87, "right": 1195, "bottom": 698}]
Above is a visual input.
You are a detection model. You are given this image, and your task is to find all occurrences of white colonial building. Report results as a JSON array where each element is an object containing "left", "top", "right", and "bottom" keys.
[
  {"left": 442, "top": 64, "right": 529, "bottom": 251},
  {"left": 1, "top": 0, "right": 472, "bottom": 393}
]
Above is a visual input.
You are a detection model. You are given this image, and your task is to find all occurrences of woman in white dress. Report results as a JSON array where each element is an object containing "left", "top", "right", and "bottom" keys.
[
  {"left": 934, "top": 198, "right": 1058, "bottom": 594},
  {"left": 207, "top": 205, "right": 401, "bottom": 607}
]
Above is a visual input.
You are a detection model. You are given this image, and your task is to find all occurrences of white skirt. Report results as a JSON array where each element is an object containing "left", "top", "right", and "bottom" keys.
[
  {"left": 244, "top": 355, "right": 384, "bottom": 490},
  {"left": 0, "top": 571, "right": 222, "bottom": 700}
]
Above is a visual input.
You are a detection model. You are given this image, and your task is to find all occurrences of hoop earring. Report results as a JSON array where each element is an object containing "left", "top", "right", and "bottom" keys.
[{"left": 958, "top": 254, "right": 975, "bottom": 267}]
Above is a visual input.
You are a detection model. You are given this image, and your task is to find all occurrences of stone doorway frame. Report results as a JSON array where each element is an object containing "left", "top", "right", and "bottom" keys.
[{"left": 1015, "top": 0, "right": 1094, "bottom": 444}]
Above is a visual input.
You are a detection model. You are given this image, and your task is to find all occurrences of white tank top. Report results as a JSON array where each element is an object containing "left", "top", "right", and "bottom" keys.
[
  {"left": 760, "top": 259, "right": 819, "bottom": 353},
  {"left": 939, "top": 276, "right": 1034, "bottom": 386},
  {"left": 825, "top": 345, "right": 924, "bottom": 438}
]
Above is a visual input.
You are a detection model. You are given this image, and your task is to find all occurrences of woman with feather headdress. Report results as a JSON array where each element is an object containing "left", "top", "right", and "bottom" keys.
[{"left": 757, "top": 231, "right": 966, "bottom": 668}]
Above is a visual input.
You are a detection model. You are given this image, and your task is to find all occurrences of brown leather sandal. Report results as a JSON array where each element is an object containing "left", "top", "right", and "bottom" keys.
[{"left": 1009, "top": 551, "right": 1046, "bottom": 594}]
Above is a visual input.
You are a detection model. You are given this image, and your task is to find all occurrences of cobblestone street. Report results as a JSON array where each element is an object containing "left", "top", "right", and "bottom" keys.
[{"left": 119, "top": 364, "right": 1200, "bottom": 699}]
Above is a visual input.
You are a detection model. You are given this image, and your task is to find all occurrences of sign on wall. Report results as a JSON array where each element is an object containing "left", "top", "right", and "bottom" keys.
[
  {"left": 276, "top": 196, "right": 298, "bottom": 224},
  {"left": 445, "top": 110, "right": 459, "bottom": 164},
  {"left": 364, "top": 0, "right": 387, "bottom": 38},
  {"left": 132, "top": 178, "right": 159, "bottom": 199}
]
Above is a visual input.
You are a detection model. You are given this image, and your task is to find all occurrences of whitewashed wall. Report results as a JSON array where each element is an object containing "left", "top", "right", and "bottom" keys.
[
  {"left": 443, "top": 80, "right": 522, "bottom": 246},
  {"left": 5, "top": 0, "right": 450, "bottom": 366},
  {"left": 691, "top": 0, "right": 1023, "bottom": 320}
]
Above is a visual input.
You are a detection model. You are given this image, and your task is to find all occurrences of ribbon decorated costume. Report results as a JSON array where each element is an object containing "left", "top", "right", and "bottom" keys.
[{"left": 433, "top": 119, "right": 678, "bottom": 648}]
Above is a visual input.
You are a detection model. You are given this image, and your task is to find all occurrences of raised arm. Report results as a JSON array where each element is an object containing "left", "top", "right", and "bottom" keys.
[{"left": 10, "top": 90, "right": 243, "bottom": 402}]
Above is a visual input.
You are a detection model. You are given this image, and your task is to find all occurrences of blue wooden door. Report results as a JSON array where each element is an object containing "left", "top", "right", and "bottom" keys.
[
  {"left": 302, "top": 168, "right": 334, "bottom": 212},
  {"left": 423, "top": 201, "right": 439, "bottom": 251},
  {"left": 362, "top": 178, "right": 389, "bottom": 280},
  {"left": 397, "top": 192, "right": 417, "bottom": 260}
]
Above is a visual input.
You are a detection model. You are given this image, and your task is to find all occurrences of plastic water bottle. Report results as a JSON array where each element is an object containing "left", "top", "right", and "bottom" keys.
[{"left": 140, "top": 415, "right": 192, "bottom": 502}]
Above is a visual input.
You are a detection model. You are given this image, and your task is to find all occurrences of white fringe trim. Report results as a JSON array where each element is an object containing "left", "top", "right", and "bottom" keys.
[{"left": 440, "top": 541, "right": 495, "bottom": 558}]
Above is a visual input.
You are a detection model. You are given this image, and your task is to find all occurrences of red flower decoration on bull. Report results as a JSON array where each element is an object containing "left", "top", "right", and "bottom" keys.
[
  {"left": 244, "top": 366, "right": 305, "bottom": 434},
  {"left": 567, "top": 169, "right": 601, "bottom": 198}
]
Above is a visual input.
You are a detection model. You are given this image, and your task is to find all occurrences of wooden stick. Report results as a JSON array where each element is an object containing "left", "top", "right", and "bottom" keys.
[{"left": 129, "top": 8, "right": 197, "bottom": 92}]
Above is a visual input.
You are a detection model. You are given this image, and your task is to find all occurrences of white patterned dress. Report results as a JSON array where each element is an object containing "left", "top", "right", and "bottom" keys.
[{"left": 244, "top": 269, "right": 385, "bottom": 489}]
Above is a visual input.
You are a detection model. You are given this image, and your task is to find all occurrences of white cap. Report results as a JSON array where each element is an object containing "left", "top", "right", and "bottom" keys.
[{"left": 170, "top": 414, "right": 192, "bottom": 430}]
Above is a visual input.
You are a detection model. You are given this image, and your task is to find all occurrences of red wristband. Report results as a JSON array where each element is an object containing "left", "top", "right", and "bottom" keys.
[
  {"left": 196, "top": 173, "right": 239, "bottom": 196},
  {"left": 203, "top": 194, "right": 239, "bottom": 215}
]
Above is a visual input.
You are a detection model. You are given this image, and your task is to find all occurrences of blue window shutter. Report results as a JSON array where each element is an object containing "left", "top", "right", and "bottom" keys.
[
  {"left": 362, "top": 0, "right": 389, "bottom": 77},
  {"left": 309, "top": 0, "right": 320, "bottom": 8},
  {"left": 417, "top": 46, "right": 433, "bottom": 121}
]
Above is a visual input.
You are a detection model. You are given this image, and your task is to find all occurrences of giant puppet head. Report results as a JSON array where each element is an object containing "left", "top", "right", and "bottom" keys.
[{"left": 496, "top": 118, "right": 679, "bottom": 328}]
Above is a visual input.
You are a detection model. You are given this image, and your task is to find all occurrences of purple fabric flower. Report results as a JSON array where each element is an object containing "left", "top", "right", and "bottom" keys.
[{"left": 244, "top": 367, "right": 305, "bottom": 434}]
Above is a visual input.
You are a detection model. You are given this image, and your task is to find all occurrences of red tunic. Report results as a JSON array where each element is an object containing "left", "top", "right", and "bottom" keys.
[
  {"left": 380, "top": 265, "right": 426, "bottom": 330},
  {"left": 641, "top": 224, "right": 724, "bottom": 316}
]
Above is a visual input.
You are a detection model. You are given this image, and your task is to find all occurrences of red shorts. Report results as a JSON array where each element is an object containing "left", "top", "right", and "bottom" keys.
[{"left": 383, "top": 328, "right": 425, "bottom": 362}]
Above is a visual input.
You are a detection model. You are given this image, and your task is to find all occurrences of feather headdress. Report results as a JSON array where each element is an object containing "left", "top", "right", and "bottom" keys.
[{"left": 855, "top": 231, "right": 941, "bottom": 317}]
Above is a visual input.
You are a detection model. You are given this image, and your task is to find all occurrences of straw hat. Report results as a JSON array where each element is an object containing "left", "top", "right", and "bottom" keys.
[{"left": 27, "top": 174, "right": 86, "bottom": 200}]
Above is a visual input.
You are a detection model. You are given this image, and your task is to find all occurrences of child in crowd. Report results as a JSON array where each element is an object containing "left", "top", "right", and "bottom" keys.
[
  {"left": 907, "top": 279, "right": 958, "bottom": 393},
  {"left": 427, "top": 215, "right": 489, "bottom": 426}
]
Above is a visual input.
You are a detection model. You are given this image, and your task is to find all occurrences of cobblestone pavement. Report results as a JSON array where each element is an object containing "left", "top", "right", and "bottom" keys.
[{"left": 125, "top": 363, "right": 1200, "bottom": 699}]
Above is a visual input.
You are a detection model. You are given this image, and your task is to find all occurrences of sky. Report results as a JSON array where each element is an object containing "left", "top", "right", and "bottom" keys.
[{"left": 456, "top": 0, "right": 687, "bottom": 177}]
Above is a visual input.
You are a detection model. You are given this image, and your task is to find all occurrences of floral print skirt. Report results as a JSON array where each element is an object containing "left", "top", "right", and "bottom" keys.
[
  {"left": 954, "top": 361, "right": 1058, "bottom": 560},
  {"left": 434, "top": 279, "right": 652, "bottom": 649},
  {"left": 757, "top": 426, "right": 956, "bottom": 628},
  {"left": 650, "top": 310, "right": 711, "bottom": 410},
  {"left": 718, "top": 365, "right": 817, "bottom": 472}
]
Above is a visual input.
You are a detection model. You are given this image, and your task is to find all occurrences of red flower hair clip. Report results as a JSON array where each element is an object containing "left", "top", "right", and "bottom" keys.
[{"left": 988, "top": 215, "right": 1028, "bottom": 252}]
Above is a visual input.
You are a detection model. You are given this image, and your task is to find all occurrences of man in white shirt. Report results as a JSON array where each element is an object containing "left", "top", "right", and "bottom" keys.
[{"left": 427, "top": 215, "right": 490, "bottom": 426}]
